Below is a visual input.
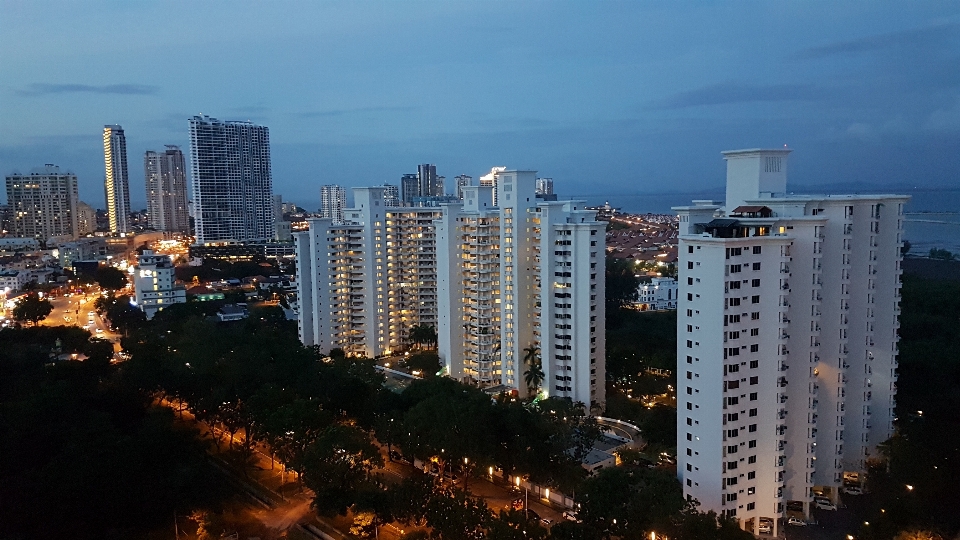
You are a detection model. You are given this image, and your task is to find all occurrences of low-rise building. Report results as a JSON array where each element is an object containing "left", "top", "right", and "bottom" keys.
[
  {"left": 134, "top": 250, "right": 186, "bottom": 319},
  {"left": 217, "top": 303, "right": 249, "bottom": 321},
  {"left": 0, "top": 270, "right": 29, "bottom": 292},
  {"left": 635, "top": 277, "right": 678, "bottom": 311},
  {"left": 0, "top": 237, "right": 41, "bottom": 252}
]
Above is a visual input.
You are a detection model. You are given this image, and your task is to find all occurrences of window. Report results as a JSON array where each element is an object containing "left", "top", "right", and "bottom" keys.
[
  {"left": 727, "top": 429, "right": 739, "bottom": 437},
  {"left": 686, "top": 448, "right": 692, "bottom": 456},
  {"left": 750, "top": 392, "right": 758, "bottom": 401},
  {"left": 752, "top": 279, "right": 760, "bottom": 287},
  {"left": 747, "top": 487, "right": 755, "bottom": 495},
  {"left": 687, "top": 433, "right": 692, "bottom": 441},
  {"left": 686, "top": 309, "right": 693, "bottom": 317},
  {"left": 727, "top": 461, "right": 738, "bottom": 469},
  {"left": 727, "top": 413, "right": 739, "bottom": 421},
  {"left": 687, "top": 277, "right": 693, "bottom": 285},
  {"left": 750, "top": 360, "right": 759, "bottom": 369},
  {"left": 748, "top": 440, "right": 757, "bottom": 448},
  {"left": 751, "top": 312, "right": 760, "bottom": 320},
  {"left": 727, "top": 380, "right": 740, "bottom": 389},
  {"left": 686, "top": 387, "right": 692, "bottom": 395},
  {"left": 750, "top": 344, "right": 759, "bottom": 352},
  {"left": 687, "top": 293, "right": 693, "bottom": 301},
  {"left": 730, "top": 298, "right": 741, "bottom": 307},
  {"left": 749, "top": 408, "right": 758, "bottom": 417},
  {"left": 753, "top": 246, "right": 762, "bottom": 254},
  {"left": 752, "top": 295, "right": 760, "bottom": 304},
  {"left": 687, "top": 261, "right": 694, "bottom": 270},
  {"left": 727, "top": 396, "right": 739, "bottom": 405},
  {"left": 726, "top": 477, "right": 738, "bottom": 486},
  {"left": 748, "top": 456, "right": 757, "bottom": 464},
  {"left": 753, "top": 262, "right": 761, "bottom": 270},
  {"left": 686, "top": 340, "right": 693, "bottom": 348},
  {"left": 688, "top": 246, "right": 693, "bottom": 254},
  {"left": 750, "top": 328, "right": 759, "bottom": 336},
  {"left": 687, "top": 463, "right": 692, "bottom": 471},
  {"left": 687, "top": 355, "right": 693, "bottom": 364},
  {"left": 749, "top": 424, "right": 757, "bottom": 432},
  {"left": 687, "top": 417, "right": 693, "bottom": 426},
  {"left": 727, "top": 445, "right": 738, "bottom": 454},
  {"left": 750, "top": 376, "right": 758, "bottom": 385},
  {"left": 686, "top": 402, "right": 693, "bottom": 410},
  {"left": 686, "top": 371, "right": 692, "bottom": 379},
  {"left": 730, "top": 264, "right": 742, "bottom": 273},
  {"left": 747, "top": 502, "right": 755, "bottom": 510},
  {"left": 687, "top": 324, "right": 693, "bottom": 333}
]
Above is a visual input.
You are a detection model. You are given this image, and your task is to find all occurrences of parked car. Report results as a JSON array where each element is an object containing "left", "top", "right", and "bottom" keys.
[
  {"left": 563, "top": 510, "right": 580, "bottom": 522},
  {"left": 540, "top": 518, "right": 553, "bottom": 526},
  {"left": 815, "top": 499, "right": 837, "bottom": 511},
  {"left": 842, "top": 486, "right": 864, "bottom": 495},
  {"left": 787, "top": 517, "right": 807, "bottom": 527},
  {"left": 758, "top": 522, "right": 772, "bottom": 534}
]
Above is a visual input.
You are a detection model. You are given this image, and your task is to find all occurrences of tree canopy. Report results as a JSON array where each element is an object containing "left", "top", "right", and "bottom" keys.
[{"left": 12, "top": 294, "right": 53, "bottom": 326}]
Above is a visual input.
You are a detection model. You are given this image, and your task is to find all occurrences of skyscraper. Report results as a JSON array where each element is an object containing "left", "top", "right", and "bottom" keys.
[
  {"left": 382, "top": 184, "right": 400, "bottom": 207},
  {"left": 418, "top": 164, "right": 439, "bottom": 197},
  {"left": 319, "top": 185, "right": 347, "bottom": 223},
  {"left": 400, "top": 173, "right": 419, "bottom": 205},
  {"left": 103, "top": 125, "right": 131, "bottom": 233},
  {"left": 436, "top": 170, "right": 606, "bottom": 408},
  {"left": 144, "top": 146, "right": 190, "bottom": 233},
  {"left": 454, "top": 175, "right": 472, "bottom": 200},
  {"left": 674, "top": 149, "right": 907, "bottom": 533},
  {"left": 536, "top": 177, "right": 554, "bottom": 195},
  {"left": 5, "top": 164, "right": 80, "bottom": 242},
  {"left": 189, "top": 115, "right": 273, "bottom": 244}
]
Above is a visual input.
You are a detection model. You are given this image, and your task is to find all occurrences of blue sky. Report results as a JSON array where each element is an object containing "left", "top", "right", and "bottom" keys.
[{"left": 1, "top": 1, "right": 958, "bottom": 210}]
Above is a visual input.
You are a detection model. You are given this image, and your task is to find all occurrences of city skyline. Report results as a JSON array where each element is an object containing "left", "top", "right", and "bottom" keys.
[{"left": 1, "top": 2, "right": 957, "bottom": 210}]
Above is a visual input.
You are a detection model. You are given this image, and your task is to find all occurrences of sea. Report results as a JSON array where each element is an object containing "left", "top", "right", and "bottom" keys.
[{"left": 568, "top": 188, "right": 960, "bottom": 255}]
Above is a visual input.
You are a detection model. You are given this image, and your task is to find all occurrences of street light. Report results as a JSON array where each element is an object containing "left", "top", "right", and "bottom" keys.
[{"left": 906, "top": 484, "right": 914, "bottom": 491}]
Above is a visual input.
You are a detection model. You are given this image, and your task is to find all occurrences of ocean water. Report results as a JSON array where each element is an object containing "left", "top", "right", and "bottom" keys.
[{"left": 570, "top": 188, "right": 960, "bottom": 254}]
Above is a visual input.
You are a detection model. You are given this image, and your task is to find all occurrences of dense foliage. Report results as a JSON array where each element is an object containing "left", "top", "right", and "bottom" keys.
[{"left": 11, "top": 293, "right": 53, "bottom": 325}]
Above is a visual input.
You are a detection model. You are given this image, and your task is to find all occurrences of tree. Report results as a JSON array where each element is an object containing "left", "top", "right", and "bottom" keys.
[
  {"left": 605, "top": 256, "right": 640, "bottom": 311},
  {"left": 929, "top": 248, "right": 955, "bottom": 261},
  {"left": 406, "top": 351, "right": 441, "bottom": 377},
  {"left": 94, "top": 266, "right": 128, "bottom": 291},
  {"left": 486, "top": 509, "right": 548, "bottom": 540},
  {"left": 523, "top": 345, "right": 544, "bottom": 394},
  {"left": 423, "top": 488, "right": 490, "bottom": 539},
  {"left": 409, "top": 324, "right": 437, "bottom": 350},
  {"left": 301, "top": 424, "right": 383, "bottom": 516},
  {"left": 12, "top": 294, "right": 53, "bottom": 326}
]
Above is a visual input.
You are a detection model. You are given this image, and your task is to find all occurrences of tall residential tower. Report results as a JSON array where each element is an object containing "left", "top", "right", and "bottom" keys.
[
  {"left": 674, "top": 149, "right": 907, "bottom": 534},
  {"left": 103, "top": 125, "right": 131, "bottom": 233},
  {"left": 188, "top": 115, "right": 273, "bottom": 244},
  {"left": 319, "top": 185, "right": 347, "bottom": 223},
  {"left": 144, "top": 146, "right": 190, "bottom": 233},
  {"left": 5, "top": 164, "right": 79, "bottom": 242}
]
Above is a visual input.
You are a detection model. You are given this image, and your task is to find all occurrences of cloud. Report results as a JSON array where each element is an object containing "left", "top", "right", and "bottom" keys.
[
  {"left": 296, "top": 106, "right": 418, "bottom": 118},
  {"left": 18, "top": 83, "right": 158, "bottom": 96},
  {"left": 796, "top": 22, "right": 960, "bottom": 59},
  {"left": 652, "top": 83, "right": 829, "bottom": 109}
]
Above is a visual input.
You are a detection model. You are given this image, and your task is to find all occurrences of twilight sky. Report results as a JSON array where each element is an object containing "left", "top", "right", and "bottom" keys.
[{"left": 1, "top": 1, "right": 958, "bottom": 210}]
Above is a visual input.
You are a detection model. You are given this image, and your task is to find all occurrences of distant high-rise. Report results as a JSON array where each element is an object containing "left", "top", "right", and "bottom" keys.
[
  {"left": 76, "top": 201, "right": 96, "bottom": 235},
  {"left": 320, "top": 185, "right": 347, "bottom": 223},
  {"left": 400, "top": 173, "right": 419, "bottom": 205},
  {"left": 455, "top": 175, "right": 472, "bottom": 200},
  {"left": 536, "top": 177, "right": 554, "bottom": 195},
  {"left": 144, "top": 146, "right": 189, "bottom": 233},
  {"left": 418, "top": 164, "right": 438, "bottom": 198},
  {"left": 5, "top": 164, "right": 79, "bottom": 242},
  {"left": 103, "top": 125, "right": 131, "bottom": 233},
  {"left": 382, "top": 184, "right": 400, "bottom": 207},
  {"left": 479, "top": 166, "right": 506, "bottom": 206},
  {"left": 188, "top": 115, "right": 273, "bottom": 244}
]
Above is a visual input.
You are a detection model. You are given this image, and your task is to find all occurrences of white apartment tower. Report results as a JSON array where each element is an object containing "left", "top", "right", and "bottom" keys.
[
  {"left": 103, "top": 125, "right": 132, "bottom": 233},
  {"left": 144, "top": 146, "right": 190, "bottom": 233},
  {"left": 134, "top": 250, "right": 186, "bottom": 319},
  {"left": 5, "top": 165, "right": 80, "bottom": 242},
  {"left": 454, "top": 175, "right": 472, "bottom": 200},
  {"left": 536, "top": 177, "right": 554, "bottom": 196},
  {"left": 320, "top": 185, "right": 348, "bottom": 223},
  {"left": 436, "top": 170, "right": 606, "bottom": 409},
  {"left": 296, "top": 187, "right": 441, "bottom": 358},
  {"left": 189, "top": 115, "right": 273, "bottom": 244},
  {"left": 674, "top": 149, "right": 907, "bottom": 534}
]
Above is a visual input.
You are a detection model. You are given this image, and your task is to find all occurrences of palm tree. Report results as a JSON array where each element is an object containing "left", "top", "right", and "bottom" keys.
[
  {"left": 409, "top": 324, "right": 438, "bottom": 350},
  {"left": 522, "top": 345, "right": 544, "bottom": 394}
]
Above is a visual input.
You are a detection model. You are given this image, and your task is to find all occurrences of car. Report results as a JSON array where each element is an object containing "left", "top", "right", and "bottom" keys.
[
  {"left": 540, "top": 518, "right": 553, "bottom": 526},
  {"left": 786, "top": 501, "right": 803, "bottom": 512},
  {"left": 563, "top": 511, "right": 580, "bottom": 522},
  {"left": 842, "top": 486, "right": 864, "bottom": 495},
  {"left": 814, "top": 500, "right": 837, "bottom": 511},
  {"left": 787, "top": 517, "right": 807, "bottom": 527},
  {"left": 758, "top": 523, "right": 772, "bottom": 534},
  {"left": 95, "top": 328, "right": 104, "bottom": 334}
]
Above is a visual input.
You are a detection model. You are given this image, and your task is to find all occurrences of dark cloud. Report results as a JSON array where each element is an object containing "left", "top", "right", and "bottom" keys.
[
  {"left": 17, "top": 83, "right": 158, "bottom": 96},
  {"left": 796, "top": 22, "right": 960, "bottom": 59},
  {"left": 296, "top": 106, "right": 418, "bottom": 118},
  {"left": 652, "top": 83, "right": 830, "bottom": 109}
]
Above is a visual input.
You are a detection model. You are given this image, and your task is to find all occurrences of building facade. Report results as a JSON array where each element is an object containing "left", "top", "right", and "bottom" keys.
[
  {"left": 320, "top": 185, "right": 347, "bottom": 223},
  {"left": 189, "top": 115, "right": 273, "bottom": 244},
  {"left": 5, "top": 165, "right": 80, "bottom": 242},
  {"left": 134, "top": 249, "right": 186, "bottom": 319},
  {"left": 636, "top": 277, "right": 678, "bottom": 311},
  {"left": 454, "top": 175, "right": 472, "bottom": 200},
  {"left": 535, "top": 177, "right": 554, "bottom": 196},
  {"left": 674, "top": 149, "right": 906, "bottom": 534},
  {"left": 296, "top": 187, "right": 442, "bottom": 358},
  {"left": 436, "top": 170, "right": 606, "bottom": 409},
  {"left": 382, "top": 184, "right": 400, "bottom": 207},
  {"left": 144, "top": 146, "right": 190, "bottom": 233},
  {"left": 103, "top": 125, "right": 132, "bottom": 234}
]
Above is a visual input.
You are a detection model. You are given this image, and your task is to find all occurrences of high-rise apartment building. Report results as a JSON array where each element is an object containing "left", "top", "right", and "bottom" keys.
[
  {"left": 5, "top": 164, "right": 79, "bottom": 242},
  {"left": 144, "top": 146, "right": 190, "bottom": 233},
  {"left": 400, "top": 174, "right": 419, "bottom": 205},
  {"left": 76, "top": 201, "right": 96, "bottom": 235},
  {"left": 455, "top": 175, "right": 472, "bottom": 200},
  {"left": 479, "top": 167, "right": 506, "bottom": 206},
  {"left": 674, "top": 149, "right": 907, "bottom": 534},
  {"left": 536, "top": 177, "right": 554, "bottom": 196},
  {"left": 134, "top": 250, "right": 186, "bottom": 319},
  {"left": 296, "top": 187, "right": 441, "bottom": 357},
  {"left": 418, "top": 164, "right": 442, "bottom": 197},
  {"left": 320, "top": 185, "right": 347, "bottom": 223},
  {"left": 436, "top": 170, "right": 606, "bottom": 408},
  {"left": 103, "top": 125, "right": 131, "bottom": 233},
  {"left": 189, "top": 115, "right": 273, "bottom": 244},
  {"left": 382, "top": 184, "right": 400, "bottom": 207}
]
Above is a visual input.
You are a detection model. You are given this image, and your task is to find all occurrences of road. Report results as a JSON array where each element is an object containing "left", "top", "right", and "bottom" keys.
[{"left": 43, "top": 293, "right": 123, "bottom": 353}]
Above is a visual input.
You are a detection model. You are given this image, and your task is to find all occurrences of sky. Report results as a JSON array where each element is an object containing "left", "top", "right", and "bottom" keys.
[{"left": 1, "top": 1, "right": 958, "bottom": 211}]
